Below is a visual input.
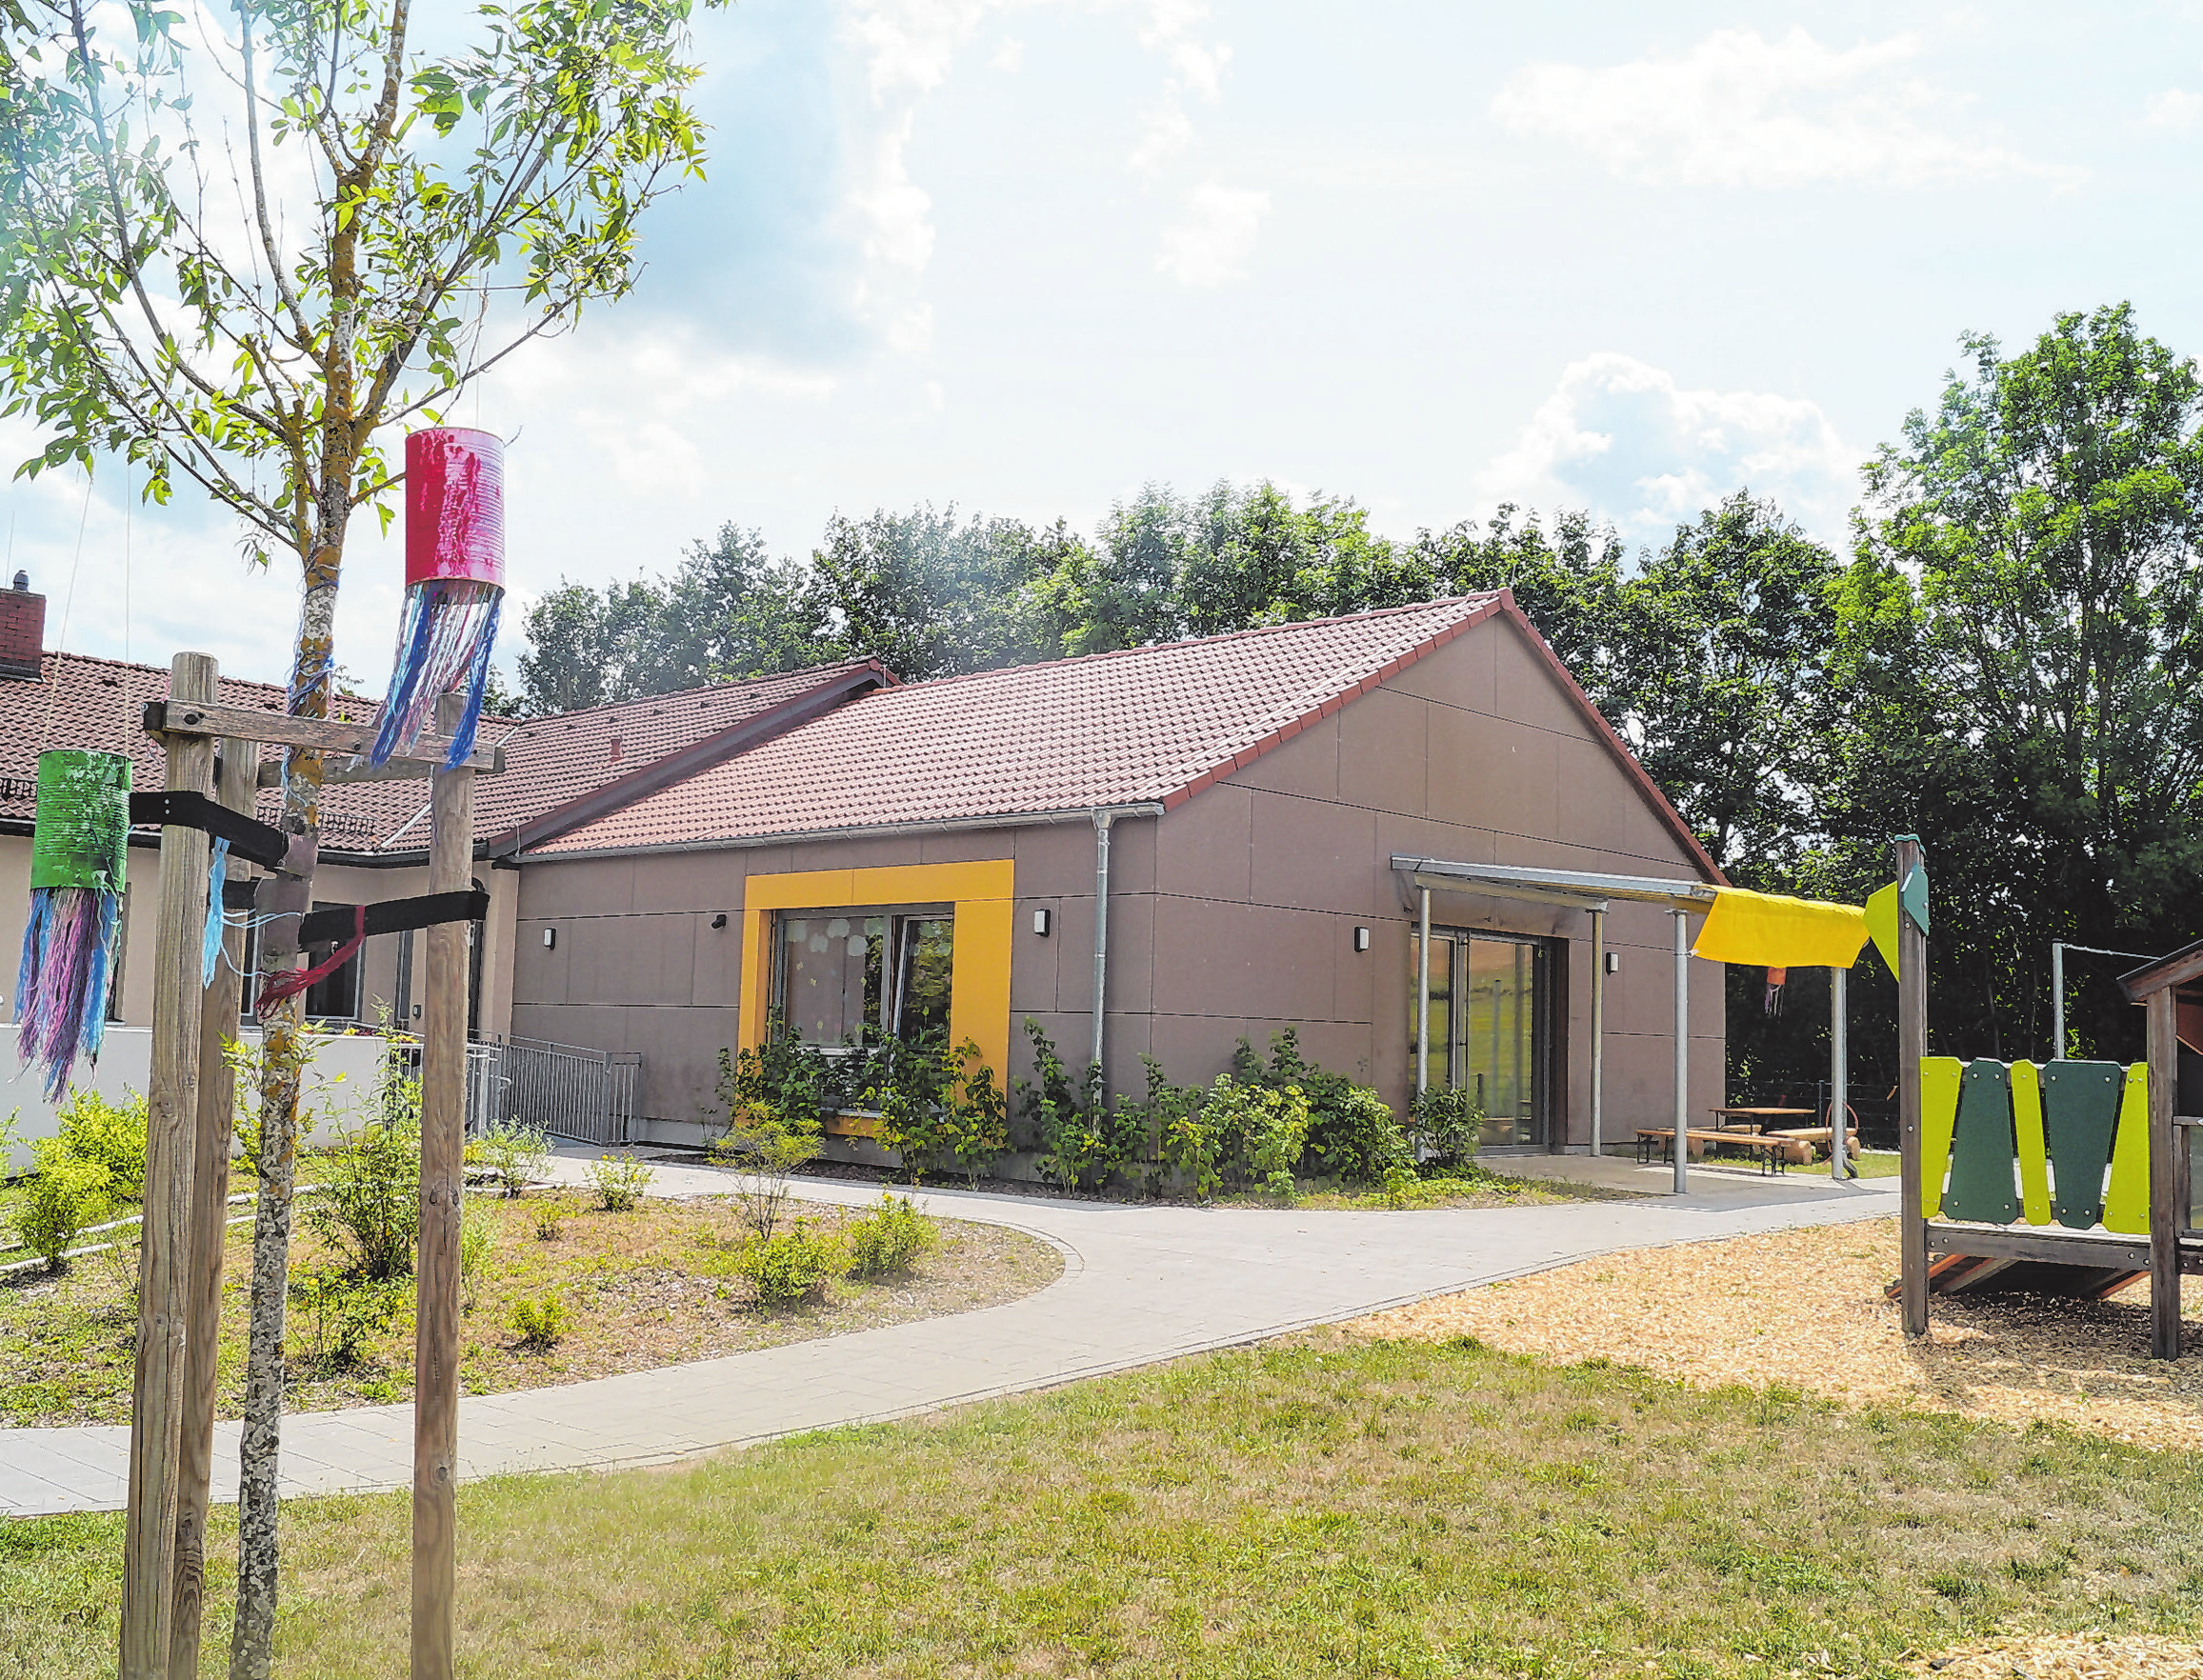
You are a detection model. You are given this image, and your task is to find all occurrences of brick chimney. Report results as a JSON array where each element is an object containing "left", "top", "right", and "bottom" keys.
[{"left": 0, "top": 573, "right": 44, "bottom": 681}]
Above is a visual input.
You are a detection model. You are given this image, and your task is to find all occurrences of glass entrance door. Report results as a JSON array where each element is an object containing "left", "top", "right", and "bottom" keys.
[{"left": 1409, "top": 930, "right": 1549, "bottom": 1149}]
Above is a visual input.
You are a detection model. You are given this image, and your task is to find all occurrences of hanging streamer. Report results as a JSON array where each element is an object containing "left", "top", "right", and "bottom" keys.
[
  {"left": 202, "top": 837, "right": 230, "bottom": 987},
  {"left": 17, "top": 750, "right": 130, "bottom": 1099},
  {"left": 1763, "top": 966, "right": 1787, "bottom": 1017},
  {"left": 253, "top": 903, "right": 366, "bottom": 1017},
  {"left": 368, "top": 428, "right": 505, "bottom": 770}
]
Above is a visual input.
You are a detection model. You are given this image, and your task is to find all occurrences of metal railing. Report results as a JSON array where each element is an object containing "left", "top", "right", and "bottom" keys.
[
  {"left": 386, "top": 1034, "right": 640, "bottom": 1145},
  {"left": 482, "top": 1033, "right": 640, "bottom": 1147}
]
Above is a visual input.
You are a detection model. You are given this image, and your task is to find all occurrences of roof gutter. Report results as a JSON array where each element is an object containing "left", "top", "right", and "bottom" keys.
[
  {"left": 518, "top": 801, "right": 1168, "bottom": 863},
  {"left": 1392, "top": 855, "right": 1720, "bottom": 915}
]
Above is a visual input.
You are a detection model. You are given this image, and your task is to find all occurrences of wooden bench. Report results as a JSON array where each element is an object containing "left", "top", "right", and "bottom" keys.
[{"left": 1635, "top": 1128, "right": 1795, "bottom": 1174}]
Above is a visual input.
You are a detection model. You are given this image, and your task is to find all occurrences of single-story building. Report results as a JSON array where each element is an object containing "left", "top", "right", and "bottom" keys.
[
  {"left": 0, "top": 582, "right": 1728, "bottom": 1163},
  {"left": 508, "top": 592, "right": 1729, "bottom": 1154}
]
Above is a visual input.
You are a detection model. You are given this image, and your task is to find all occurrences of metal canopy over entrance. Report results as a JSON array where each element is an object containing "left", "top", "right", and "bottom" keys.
[{"left": 1393, "top": 855, "right": 1720, "bottom": 1191}]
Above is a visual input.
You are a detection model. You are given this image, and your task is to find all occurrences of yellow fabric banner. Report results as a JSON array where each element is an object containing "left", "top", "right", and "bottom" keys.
[{"left": 1691, "top": 887, "right": 1871, "bottom": 970}]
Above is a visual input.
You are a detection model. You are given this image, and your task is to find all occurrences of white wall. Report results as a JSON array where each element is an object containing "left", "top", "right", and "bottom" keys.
[{"left": 1, "top": 1027, "right": 391, "bottom": 1174}]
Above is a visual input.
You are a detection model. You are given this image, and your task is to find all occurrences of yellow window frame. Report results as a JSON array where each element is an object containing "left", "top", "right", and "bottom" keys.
[{"left": 737, "top": 861, "right": 1015, "bottom": 1090}]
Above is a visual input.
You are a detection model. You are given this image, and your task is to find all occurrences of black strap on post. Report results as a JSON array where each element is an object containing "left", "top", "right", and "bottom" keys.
[
  {"left": 296, "top": 887, "right": 489, "bottom": 949},
  {"left": 128, "top": 791, "right": 290, "bottom": 870}
]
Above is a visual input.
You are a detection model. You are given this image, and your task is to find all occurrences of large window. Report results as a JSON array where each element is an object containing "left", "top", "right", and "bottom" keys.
[
  {"left": 774, "top": 907, "right": 954, "bottom": 1046},
  {"left": 303, "top": 900, "right": 363, "bottom": 1023}
]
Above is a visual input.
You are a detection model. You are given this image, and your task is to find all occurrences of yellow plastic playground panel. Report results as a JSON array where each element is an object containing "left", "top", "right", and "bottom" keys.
[
  {"left": 1919, "top": 1056, "right": 1962, "bottom": 1217},
  {"left": 2009, "top": 1060, "right": 2052, "bottom": 1227},
  {"left": 2102, "top": 1063, "right": 2152, "bottom": 1236}
]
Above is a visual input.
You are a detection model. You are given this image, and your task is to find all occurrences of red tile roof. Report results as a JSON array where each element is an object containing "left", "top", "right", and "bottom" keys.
[
  {"left": 0, "top": 653, "right": 887, "bottom": 859},
  {"left": 536, "top": 596, "right": 1527, "bottom": 855}
]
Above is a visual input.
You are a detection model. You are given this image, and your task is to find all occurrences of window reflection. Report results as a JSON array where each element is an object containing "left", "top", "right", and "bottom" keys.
[{"left": 777, "top": 907, "right": 954, "bottom": 1045}]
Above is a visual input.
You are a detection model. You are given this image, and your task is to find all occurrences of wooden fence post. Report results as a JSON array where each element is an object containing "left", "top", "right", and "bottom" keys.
[
  {"left": 2148, "top": 988, "right": 2182, "bottom": 1360},
  {"left": 1896, "top": 835, "right": 1929, "bottom": 1339},
  {"left": 120, "top": 653, "right": 216, "bottom": 1679},
  {"left": 168, "top": 733, "right": 256, "bottom": 1678},
  {"left": 413, "top": 694, "right": 473, "bottom": 1679}
]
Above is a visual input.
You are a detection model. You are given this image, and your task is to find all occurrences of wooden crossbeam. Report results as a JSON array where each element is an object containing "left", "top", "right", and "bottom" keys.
[
  {"left": 144, "top": 699, "right": 497, "bottom": 772},
  {"left": 254, "top": 749, "right": 506, "bottom": 787}
]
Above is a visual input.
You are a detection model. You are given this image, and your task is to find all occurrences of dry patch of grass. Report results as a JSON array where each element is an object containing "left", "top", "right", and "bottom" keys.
[
  {"left": 0, "top": 1192, "right": 1060, "bottom": 1426},
  {"left": 1910, "top": 1633, "right": 2203, "bottom": 1678},
  {"left": 1350, "top": 1217, "right": 2203, "bottom": 1451}
]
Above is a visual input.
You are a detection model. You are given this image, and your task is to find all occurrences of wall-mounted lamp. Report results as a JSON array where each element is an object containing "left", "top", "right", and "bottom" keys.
[
  {"left": 710, "top": 912, "right": 729, "bottom": 930},
  {"left": 1352, "top": 926, "right": 1372, "bottom": 952},
  {"left": 541, "top": 927, "right": 556, "bottom": 950},
  {"left": 1031, "top": 908, "right": 1051, "bottom": 937},
  {"left": 1605, "top": 951, "right": 1620, "bottom": 974}
]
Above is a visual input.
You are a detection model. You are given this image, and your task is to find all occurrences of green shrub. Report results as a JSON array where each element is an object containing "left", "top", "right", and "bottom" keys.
[
  {"left": 55, "top": 1089, "right": 149, "bottom": 1195},
  {"left": 1018, "top": 1020, "right": 1141, "bottom": 1192},
  {"left": 18, "top": 1141, "right": 111, "bottom": 1269},
  {"left": 291, "top": 1268, "right": 402, "bottom": 1373},
  {"left": 509, "top": 1291, "right": 568, "bottom": 1350},
  {"left": 871, "top": 1036, "right": 1008, "bottom": 1187},
  {"left": 1203, "top": 1074, "right": 1312, "bottom": 1192},
  {"left": 586, "top": 1153, "right": 653, "bottom": 1211},
  {"left": 846, "top": 1192, "right": 939, "bottom": 1279},
  {"left": 712, "top": 1039, "right": 827, "bottom": 1239},
  {"left": 734, "top": 1220, "right": 849, "bottom": 1309},
  {"left": 1235, "top": 1030, "right": 1407, "bottom": 1186},
  {"left": 1410, "top": 1084, "right": 1485, "bottom": 1174},
  {"left": 308, "top": 1120, "right": 421, "bottom": 1281},
  {"left": 476, "top": 1120, "right": 551, "bottom": 1198}
]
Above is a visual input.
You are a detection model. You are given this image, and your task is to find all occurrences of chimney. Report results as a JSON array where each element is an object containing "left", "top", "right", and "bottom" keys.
[{"left": 0, "top": 576, "right": 45, "bottom": 681}]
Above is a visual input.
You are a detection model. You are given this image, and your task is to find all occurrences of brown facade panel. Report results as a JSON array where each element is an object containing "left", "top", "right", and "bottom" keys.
[
  {"left": 1247, "top": 788, "right": 1379, "bottom": 917},
  {"left": 1228, "top": 712, "right": 1339, "bottom": 800},
  {"left": 1152, "top": 783, "right": 1252, "bottom": 903},
  {"left": 1338, "top": 688, "right": 1429, "bottom": 817}
]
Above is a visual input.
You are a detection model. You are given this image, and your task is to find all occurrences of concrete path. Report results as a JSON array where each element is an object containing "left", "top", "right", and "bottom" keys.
[{"left": 0, "top": 1153, "right": 1900, "bottom": 1517}]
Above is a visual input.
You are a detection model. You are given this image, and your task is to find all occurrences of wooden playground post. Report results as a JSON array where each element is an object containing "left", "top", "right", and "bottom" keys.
[
  {"left": 119, "top": 653, "right": 217, "bottom": 1679},
  {"left": 168, "top": 731, "right": 257, "bottom": 1679},
  {"left": 1896, "top": 835, "right": 1929, "bottom": 1339},
  {"left": 412, "top": 692, "right": 474, "bottom": 1679},
  {"left": 2147, "top": 987, "right": 2182, "bottom": 1359}
]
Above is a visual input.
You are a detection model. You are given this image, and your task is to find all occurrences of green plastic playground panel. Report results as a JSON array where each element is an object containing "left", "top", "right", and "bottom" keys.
[
  {"left": 1941, "top": 1059, "right": 2018, "bottom": 1225},
  {"left": 2039, "top": 1060, "right": 2124, "bottom": 1230},
  {"left": 2009, "top": 1060, "right": 2052, "bottom": 1226},
  {"left": 1918, "top": 1057, "right": 1962, "bottom": 1216},
  {"left": 2101, "top": 1063, "right": 2151, "bottom": 1236}
]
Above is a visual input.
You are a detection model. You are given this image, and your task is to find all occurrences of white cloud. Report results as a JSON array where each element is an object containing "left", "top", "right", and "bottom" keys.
[
  {"left": 1492, "top": 27, "right": 2077, "bottom": 190},
  {"left": 1480, "top": 353, "right": 1858, "bottom": 543},
  {"left": 2144, "top": 88, "right": 2203, "bottom": 132},
  {"left": 1154, "top": 180, "right": 1270, "bottom": 287},
  {"left": 990, "top": 36, "right": 1024, "bottom": 72}
]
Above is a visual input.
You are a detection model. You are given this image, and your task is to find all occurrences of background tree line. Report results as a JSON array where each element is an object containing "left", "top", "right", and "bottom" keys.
[{"left": 514, "top": 304, "right": 2203, "bottom": 1097}]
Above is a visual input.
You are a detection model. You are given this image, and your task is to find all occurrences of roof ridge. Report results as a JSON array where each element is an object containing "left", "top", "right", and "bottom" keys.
[{"left": 864, "top": 594, "right": 1500, "bottom": 699}]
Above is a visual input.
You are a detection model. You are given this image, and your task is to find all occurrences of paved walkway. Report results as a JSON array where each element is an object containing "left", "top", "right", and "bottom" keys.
[{"left": 0, "top": 1152, "right": 1900, "bottom": 1517}]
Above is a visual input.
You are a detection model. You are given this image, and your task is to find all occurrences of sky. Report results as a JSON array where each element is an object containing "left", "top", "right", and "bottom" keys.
[{"left": 5, "top": 0, "right": 2201, "bottom": 689}]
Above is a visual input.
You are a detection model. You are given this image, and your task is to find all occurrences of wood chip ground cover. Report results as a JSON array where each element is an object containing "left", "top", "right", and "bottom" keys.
[
  {"left": 0, "top": 1190, "right": 1060, "bottom": 1425},
  {"left": 1350, "top": 1217, "right": 2203, "bottom": 1451}
]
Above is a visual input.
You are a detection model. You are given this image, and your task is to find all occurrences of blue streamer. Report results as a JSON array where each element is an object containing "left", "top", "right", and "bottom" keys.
[{"left": 202, "top": 836, "right": 230, "bottom": 987}]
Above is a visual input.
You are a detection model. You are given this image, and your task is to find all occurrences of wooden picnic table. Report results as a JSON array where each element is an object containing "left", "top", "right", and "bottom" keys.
[{"left": 1707, "top": 1106, "right": 1816, "bottom": 1132}]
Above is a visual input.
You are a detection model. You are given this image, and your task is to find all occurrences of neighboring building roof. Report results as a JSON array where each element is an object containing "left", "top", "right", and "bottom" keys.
[
  {"left": 531, "top": 594, "right": 1722, "bottom": 880},
  {"left": 0, "top": 652, "right": 889, "bottom": 861}
]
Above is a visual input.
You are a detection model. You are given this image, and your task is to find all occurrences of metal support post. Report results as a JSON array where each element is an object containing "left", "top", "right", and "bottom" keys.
[
  {"left": 1897, "top": 835, "right": 1929, "bottom": 1338},
  {"left": 1830, "top": 965, "right": 1850, "bottom": 1184},
  {"left": 1672, "top": 908, "right": 1689, "bottom": 1195},
  {"left": 1416, "top": 888, "right": 1432, "bottom": 1097},
  {"left": 1589, "top": 908, "right": 1605, "bottom": 1157},
  {"left": 2051, "top": 940, "right": 2065, "bottom": 1062},
  {"left": 2148, "top": 988, "right": 2182, "bottom": 1359}
]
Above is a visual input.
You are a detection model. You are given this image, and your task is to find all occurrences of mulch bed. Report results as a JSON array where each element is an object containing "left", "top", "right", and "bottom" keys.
[{"left": 1349, "top": 1217, "right": 2203, "bottom": 1452}]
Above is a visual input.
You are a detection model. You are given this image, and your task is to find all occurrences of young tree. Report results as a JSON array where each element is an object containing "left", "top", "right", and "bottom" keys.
[{"left": 0, "top": 1, "right": 719, "bottom": 1669}]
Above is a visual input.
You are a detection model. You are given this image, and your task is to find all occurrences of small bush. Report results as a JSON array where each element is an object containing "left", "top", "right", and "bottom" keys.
[
  {"left": 586, "top": 1153, "right": 653, "bottom": 1211},
  {"left": 1234, "top": 1029, "right": 1410, "bottom": 1187},
  {"left": 734, "top": 1220, "right": 849, "bottom": 1309},
  {"left": 476, "top": 1121, "right": 551, "bottom": 1198},
  {"left": 534, "top": 1209, "right": 564, "bottom": 1242},
  {"left": 509, "top": 1291, "right": 568, "bottom": 1351},
  {"left": 1204, "top": 1075, "right": 1312, "bottom": 1192},
  {"left": 55, "top": 1089, "right": 149, "bottom": 1194},
  {"left": 458, "top": 1205, "right": 493, "bottom": 1314},
  {"left": 846, "top": 1192, "right": 940, "bottom": 1279},
  {"left": 308, "top": 1120, "right": 420, "bottom": 1281},
  {"left": 1411, "top": 1084, "right": 1485, "bottom": 1174},
  {"left": 18, "top": 1142, "right": 111, "bottom": 1269},
  {"left": 291, "top": 1269, "right": 402, "bottom": 1373}
]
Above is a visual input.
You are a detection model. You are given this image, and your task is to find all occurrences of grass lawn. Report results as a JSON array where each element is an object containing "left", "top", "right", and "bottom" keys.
[
  {"left": 0, "top": 1190, "right": 1060, "bottom": 1426},
  {"left": 7, "top": 1336, "right": 2201, "bottom": 1677},
  {"left": 1225, "top": 1168, "right": 1640, "bottom": 1211}
]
